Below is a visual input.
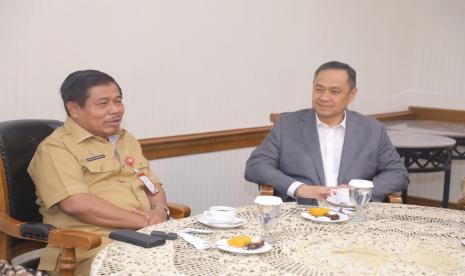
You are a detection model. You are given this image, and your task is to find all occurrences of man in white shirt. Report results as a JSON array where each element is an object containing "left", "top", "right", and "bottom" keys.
[{"left": 244, "top": 61, "right": 408, "bottom": 202}]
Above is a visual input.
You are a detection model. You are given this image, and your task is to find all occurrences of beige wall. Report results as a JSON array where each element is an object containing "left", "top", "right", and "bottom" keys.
[{"left": 1, "top": 0, "right": 464, "bottom": 214}]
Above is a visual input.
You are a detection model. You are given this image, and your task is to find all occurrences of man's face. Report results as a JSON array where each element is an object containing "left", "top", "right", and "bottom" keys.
[
  {"left": 312, "top": 69, "right": 356, "bottom": 126},
  {"left": 67, "top": 82, "right": 125, "bottom": 138}
]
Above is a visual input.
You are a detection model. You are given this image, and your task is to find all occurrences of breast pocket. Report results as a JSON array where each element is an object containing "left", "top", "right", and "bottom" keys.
[
  {"left": 82, "top": 158, "right": 121, "bottom": 173},
  {"left": 81, "top": 158, "right": 121, "bottom": 186}
]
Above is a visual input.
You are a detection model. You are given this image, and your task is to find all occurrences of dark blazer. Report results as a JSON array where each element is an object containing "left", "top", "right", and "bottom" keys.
[{"left": 244, "top": 109, "right": 409, "bottom": 201}]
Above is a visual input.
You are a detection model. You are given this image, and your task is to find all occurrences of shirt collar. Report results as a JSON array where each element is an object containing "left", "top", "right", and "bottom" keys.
[
  {"left": 64, "top": 117, "right": 125, "bottom": 144},
  {"left": 108, "top": 134, "right": 120, "bottom": 146},
  {"left": 315, "top": 111, "right": 347, "bottom": 129}
]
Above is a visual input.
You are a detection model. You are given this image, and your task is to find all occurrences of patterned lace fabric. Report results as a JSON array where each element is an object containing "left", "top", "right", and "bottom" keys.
[
  {"left": 91, "top": 203, "right": 465, "bottom": 276},
  {"left": 0, "top": 259, "right": 45, "bottom": 276}
]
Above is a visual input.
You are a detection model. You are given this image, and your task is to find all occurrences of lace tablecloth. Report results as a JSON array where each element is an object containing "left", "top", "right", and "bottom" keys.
[{"left": 91, "top": 203, "right": 465, "bottom": 275}]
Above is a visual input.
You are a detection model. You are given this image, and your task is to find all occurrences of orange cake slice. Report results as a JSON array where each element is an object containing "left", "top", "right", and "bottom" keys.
[
  {"left": 228, "top": 235, "right": 252, "bottom": 248},
  {"left": 308, "top": 207, "right": 330, "bottom": 217}
]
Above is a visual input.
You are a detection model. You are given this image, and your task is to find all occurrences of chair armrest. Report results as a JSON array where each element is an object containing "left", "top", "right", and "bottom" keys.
[
  {"left": 259, "top": 184, "right": 274, "bottom": 196},
  {"left": 48, "top": 229, "right": 101, "bottom": 251},
  {"left": 386, "top": 193, "right": 403, "bottom": 204},
  {"left": 0, "top": 214, "right": 101, "bottom": 251},
  {"left": 0, "top": 214, "right": 22, "bottom": 237},
  {"left": 0, "top": 213, "right": 101, "bottom": 276},
  {"left": 167, "top": 203, "right": 191, "bottom": 219}
]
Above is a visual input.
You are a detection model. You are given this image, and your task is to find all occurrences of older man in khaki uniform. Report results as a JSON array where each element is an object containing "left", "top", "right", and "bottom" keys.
[{"left": 28, "top": 70, "right": 169, "bottom": 275}]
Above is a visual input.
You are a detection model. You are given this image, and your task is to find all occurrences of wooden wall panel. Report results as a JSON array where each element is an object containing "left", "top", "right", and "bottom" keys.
[
  {"left": 140, "top": 126, "right": 271, "bottom": 160},
  {"left": 408, "top": 106, "right": 465, "bottom": 123}
]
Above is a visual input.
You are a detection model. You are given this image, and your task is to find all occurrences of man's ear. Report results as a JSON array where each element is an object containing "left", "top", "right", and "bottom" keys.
[
  {"left": 348, "top": 88, "right": 357, "bottom": 103},
  {"left": 66, "top": 102, "right": 80, "bottom": 118}
]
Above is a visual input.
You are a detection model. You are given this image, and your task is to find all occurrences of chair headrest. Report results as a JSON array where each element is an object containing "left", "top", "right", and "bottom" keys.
[{"left": 0, "top": 119, "right": 63, "bottom": 222}]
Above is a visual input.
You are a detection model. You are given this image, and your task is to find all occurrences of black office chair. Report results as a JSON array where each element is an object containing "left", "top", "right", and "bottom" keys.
[
  {"left": 0, "top": 119, "right": 102, "bottom": 275},
  {"left": 0, "top": 119, "right": 191, "bottom": 275}
]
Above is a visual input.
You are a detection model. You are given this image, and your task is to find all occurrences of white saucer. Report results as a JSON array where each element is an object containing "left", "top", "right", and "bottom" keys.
[
  {"left": 197, "top": 215, "right": 246, "bottom": 229},
  {"left": 215, "top": 239, "right": 272, "bottom": 254},
  {"left": 326, "top": 196, "right": 355, "bottom": 207},
  {"left": 300, "top": 211, "right": 349, "bottom": 223}
]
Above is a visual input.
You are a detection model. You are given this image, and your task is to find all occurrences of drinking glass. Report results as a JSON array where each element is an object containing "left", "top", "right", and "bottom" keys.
[
  {"left": 349, "top": 179, "right": 373, "bottom": 222},
  {"left": 254, "top": 196, "right": 283, "bottom": 244}
]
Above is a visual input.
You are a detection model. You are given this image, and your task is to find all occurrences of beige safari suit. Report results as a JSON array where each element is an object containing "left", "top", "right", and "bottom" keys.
[{"left": 28, "top": 117, "right": 159, "bottom": 275}]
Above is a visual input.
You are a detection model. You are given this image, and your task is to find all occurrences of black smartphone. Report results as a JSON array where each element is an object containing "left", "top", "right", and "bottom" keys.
[
  {"left": 150, "top": 230, "right": 178, "bottom": 240},
  {"left": 109, "top": 229, "right": 166, "bottom": 248},
  {"left": 296, "top": 197, "right": 318, "bottom": 206}
]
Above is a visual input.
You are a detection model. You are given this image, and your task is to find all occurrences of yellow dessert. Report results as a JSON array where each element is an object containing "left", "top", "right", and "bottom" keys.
[
  {"left": 308, "top": 207, "right": 330, "bottom": 217},
  {"left": 228, "top": 235, "right": 252, "bottom": 248}
]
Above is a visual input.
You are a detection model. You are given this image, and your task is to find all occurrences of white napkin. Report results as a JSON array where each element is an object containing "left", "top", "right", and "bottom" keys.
[{"left": 177, "top": 232, "right": 210, "bottom": 250}]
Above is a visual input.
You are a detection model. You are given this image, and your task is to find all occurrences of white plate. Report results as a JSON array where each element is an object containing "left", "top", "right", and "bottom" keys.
[
  {"left": 197, "top": 215, "right": 246, "bottom": 229},
  {"left": 326, "top": 196, "right": 355, "bottom": 207},
  {"left": 300, "top": 211, "right": 349, "bottom": 223},
  {"left": 462, "top": 239, "right": 465, "bottom": 246},
  {"left": 215, "top": 239, "right": 272, "bottom": 254}
]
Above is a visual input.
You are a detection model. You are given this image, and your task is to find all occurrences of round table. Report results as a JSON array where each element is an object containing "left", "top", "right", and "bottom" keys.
[
  {"left": 387, "top": 130, "right": 456, "bottom": 207},
  {"left": 385, "top": 120, "right": 465, "bottom": 159},
  {"left": 91, "top": 203, "right": 465, "bottom": 275}
]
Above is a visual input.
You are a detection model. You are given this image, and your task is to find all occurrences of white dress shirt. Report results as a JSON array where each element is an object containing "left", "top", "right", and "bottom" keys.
[{"left": 287, "top": 112, "right": 347, "bottom": 198}]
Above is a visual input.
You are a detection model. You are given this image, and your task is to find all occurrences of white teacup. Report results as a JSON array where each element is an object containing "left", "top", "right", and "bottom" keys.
[
  {"left": 335, "top": 188, "right": 350, "bottom": 205},
  {"left": 203, "top": 206, "right": 237, "bottom": 224}
]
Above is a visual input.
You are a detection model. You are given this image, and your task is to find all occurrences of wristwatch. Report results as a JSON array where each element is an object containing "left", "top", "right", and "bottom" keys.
[{"left": 157, "top": 204, "right": 170, "bottom": 220}]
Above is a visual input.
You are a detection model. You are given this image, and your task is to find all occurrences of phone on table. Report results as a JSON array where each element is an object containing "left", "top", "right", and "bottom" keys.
[
  {"left": 109, "top": 229, "right": 166, "bottom": 248},
  {"left": 150, "top": 230, "right": 178, "bottom": 240},
  {"left": 296, "top": 197, "right": 318, "bottom": 206}
]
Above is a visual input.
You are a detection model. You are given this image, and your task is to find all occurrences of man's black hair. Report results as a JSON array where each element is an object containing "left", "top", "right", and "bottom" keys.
[
  {"left": 60, "top": 70, "right": 122, "bottom": 115},
  {"left": 314, "top": 61, "right": 356, "bottom": 89}
]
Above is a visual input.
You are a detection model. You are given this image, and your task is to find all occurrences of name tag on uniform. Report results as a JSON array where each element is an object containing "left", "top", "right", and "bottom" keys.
[
  {"left": 86, "top": 154, "right": 106, "bottom": 162},
  {"left": 138, "top": 173, "right": 158, "bottom": 194},
  {"left": 124, "top": 155, "right": 158, "bottom": 195}
]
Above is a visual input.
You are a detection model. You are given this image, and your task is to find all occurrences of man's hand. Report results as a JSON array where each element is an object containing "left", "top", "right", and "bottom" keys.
[
  {"left": 132, "top": 207, "right": 167, "bottom": 226},
  {"left": 295, "top": 185, "right": 332, "bottom": 200},
  {"left": 144, "top": 181, "right": 168, "bottom": 225},
  {"left": 148, "top": 206, "right": 168, "bottom": 224}
]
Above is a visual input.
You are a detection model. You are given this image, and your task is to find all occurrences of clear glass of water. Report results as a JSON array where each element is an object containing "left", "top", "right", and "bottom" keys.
[
  {"left": 254, "top": 196, "right": 283, "bottom": 244},
  {"left": 349, "top": 179, "right": 374, "bottom": 222}
]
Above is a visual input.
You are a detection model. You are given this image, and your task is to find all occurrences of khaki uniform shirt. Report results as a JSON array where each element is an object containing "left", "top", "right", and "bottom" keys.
[{"left": 28, "top": 117, "right": 159, "bottom": 273}]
